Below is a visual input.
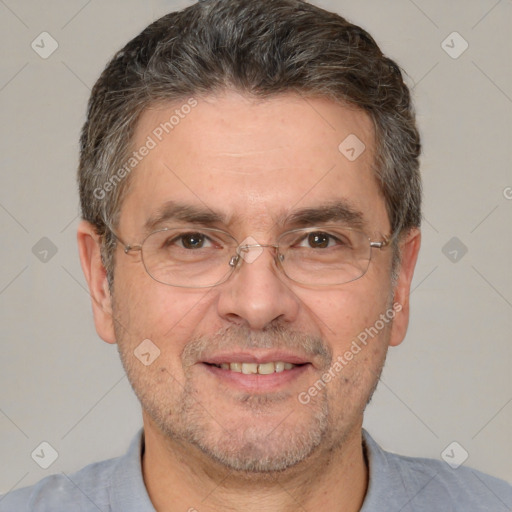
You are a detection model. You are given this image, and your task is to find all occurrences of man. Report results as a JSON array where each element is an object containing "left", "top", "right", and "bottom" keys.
[{"left": 1, "top": 0, "right": 510, "bottom": 510}]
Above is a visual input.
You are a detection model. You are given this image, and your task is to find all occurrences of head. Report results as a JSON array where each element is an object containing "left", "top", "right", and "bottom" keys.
[{"left": 78, "top": 0, "right": 421, "bottom": 474}]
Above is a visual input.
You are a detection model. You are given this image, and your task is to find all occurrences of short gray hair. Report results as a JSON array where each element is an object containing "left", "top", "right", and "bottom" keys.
[{"left": 78, "top": 0, "right": 422, "bottom": 287}]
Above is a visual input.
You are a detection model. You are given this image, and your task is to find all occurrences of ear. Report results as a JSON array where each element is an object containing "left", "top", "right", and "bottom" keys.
[
  {"left": 77, "top": 220, "right": 116, "bottom": 344},
  {"left": 388, "top": 228, "right": 421, "bottom": 347}
]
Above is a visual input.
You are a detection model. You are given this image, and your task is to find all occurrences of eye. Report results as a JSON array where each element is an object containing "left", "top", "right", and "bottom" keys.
[
  {"left": 172, "top": 232, "right": 214, "bottom": 250},
  {"left": 299, "top": 231, "right": 345, "bottom": 249}
]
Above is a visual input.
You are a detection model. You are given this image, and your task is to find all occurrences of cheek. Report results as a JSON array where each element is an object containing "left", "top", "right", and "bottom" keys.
[
  {"left": 112, "top": 273, "right": 214, "bottom": 360},
  {"left": 296, "top": 284, "right": 390, "bottom": 352}
]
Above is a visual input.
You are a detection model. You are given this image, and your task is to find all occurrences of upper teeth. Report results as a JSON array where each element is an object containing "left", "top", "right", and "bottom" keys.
[{"left": 218, "top": 362, "right": 296, "bottom": 374}]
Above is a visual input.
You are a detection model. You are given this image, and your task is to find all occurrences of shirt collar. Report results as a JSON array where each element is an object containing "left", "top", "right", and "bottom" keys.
[
  {"left": 109, "top": 428, "right": 156, "bottom": 511},
  {"left": 360, "top": 429, "right": 411, "bottom": 511}
]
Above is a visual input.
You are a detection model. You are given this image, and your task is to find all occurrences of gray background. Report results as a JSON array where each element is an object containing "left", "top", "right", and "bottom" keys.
[{"left": 1, "top": 0, "right": 511, "bottom": 495}]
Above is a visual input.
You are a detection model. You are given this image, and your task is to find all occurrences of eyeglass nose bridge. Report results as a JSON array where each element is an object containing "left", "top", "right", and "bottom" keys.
[{"left": 229, "top": 242, "right": 283, "bottom": 268}]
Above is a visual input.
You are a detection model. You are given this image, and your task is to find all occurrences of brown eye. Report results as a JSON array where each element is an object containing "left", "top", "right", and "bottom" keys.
[
  {"left": 180, "top": 233, "right": 207, "bottom": 249},
  {"left": 308, "top": 232, "right": 330, "bottom": 248}
]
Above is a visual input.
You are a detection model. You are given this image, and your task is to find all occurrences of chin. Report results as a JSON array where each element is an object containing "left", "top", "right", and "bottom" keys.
[{"left": 177, "top": 399, "right": 330, "bottom": 474}]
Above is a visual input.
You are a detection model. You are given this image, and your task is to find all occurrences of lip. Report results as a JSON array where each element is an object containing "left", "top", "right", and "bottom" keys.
[
  {"left": 201, "top": 361, "right": 311, "bottom": 392},
  {"left": 201, "top": 350, "right": 312, "bottom": 366}
]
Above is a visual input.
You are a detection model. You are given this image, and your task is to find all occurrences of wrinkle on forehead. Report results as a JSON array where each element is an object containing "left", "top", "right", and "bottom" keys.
[{"left": 120, "top": 92, "right": 388, "bottom": 237}]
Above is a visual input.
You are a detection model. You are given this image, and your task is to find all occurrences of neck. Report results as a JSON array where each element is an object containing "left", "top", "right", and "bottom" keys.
[{"left": 141, "top": 416, "right": 368, "bottom": 512}]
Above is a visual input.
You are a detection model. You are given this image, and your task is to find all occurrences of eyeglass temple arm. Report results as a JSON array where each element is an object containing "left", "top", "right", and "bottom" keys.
[
  {"left": 109, "top": 231, "right": 142, "bottom": 255},
  {"left": 123, "top": 244, "right": 142, "bottom": 254},
  {"left": 370, "top": 234, "right": 393, "bottom": 249}
]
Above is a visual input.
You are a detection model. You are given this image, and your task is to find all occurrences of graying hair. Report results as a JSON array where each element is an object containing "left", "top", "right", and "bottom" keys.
[{"left": 78, "top": 0, "right": 422, "bottom": 288}]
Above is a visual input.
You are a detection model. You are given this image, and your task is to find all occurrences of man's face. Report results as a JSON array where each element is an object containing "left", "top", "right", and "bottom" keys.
[{"left": 90, "top": 92, "right": 416, "bottom": 472}]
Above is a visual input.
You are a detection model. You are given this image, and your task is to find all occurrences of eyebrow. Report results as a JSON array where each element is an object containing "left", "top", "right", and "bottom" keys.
[
  {"left": 143, "top": 199, "right": 366, "bottom": 234},
  {"left": 144, "top": 201, "right": 228, "bottom": 233},
  {"left": 281, "top": 200, "right": 366, "bottom": 229}
]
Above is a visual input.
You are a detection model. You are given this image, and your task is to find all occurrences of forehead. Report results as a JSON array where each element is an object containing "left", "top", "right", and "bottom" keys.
[{"left": 120, "top": 92, "right": 389, "bottom": 235}]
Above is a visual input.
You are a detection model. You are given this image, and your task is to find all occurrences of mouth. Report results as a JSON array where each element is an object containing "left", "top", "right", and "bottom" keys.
[
  {"left": 199, "top": 352, "right": 312, "bottom": 392},
  {"left": 207, "top": 361, "right": 300, "bottom": 374}
]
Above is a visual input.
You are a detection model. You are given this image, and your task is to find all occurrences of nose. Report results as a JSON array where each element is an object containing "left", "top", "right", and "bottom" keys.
[{"left": 216, "top": 243, "right": 301, "bottom": 330}]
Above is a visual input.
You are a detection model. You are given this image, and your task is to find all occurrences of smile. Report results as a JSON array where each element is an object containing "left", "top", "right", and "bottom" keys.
[{"left": 210, "top": 361, "right": 298, "bottom": 374}]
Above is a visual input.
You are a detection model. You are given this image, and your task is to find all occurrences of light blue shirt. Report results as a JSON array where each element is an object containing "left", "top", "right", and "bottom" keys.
[{"left": 1, "top": 429, "right": 510, "bottom": 511}]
